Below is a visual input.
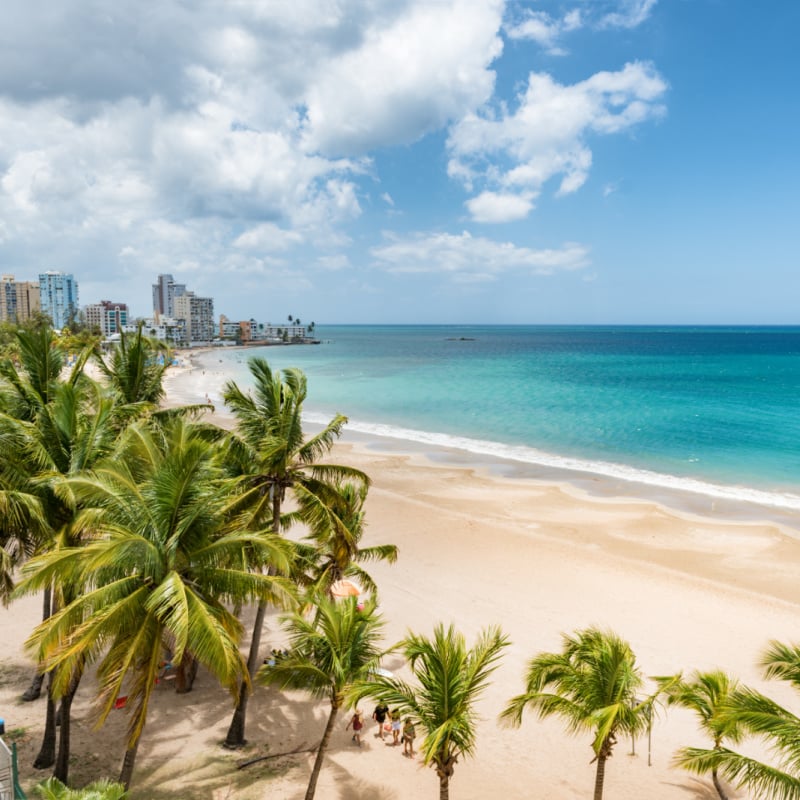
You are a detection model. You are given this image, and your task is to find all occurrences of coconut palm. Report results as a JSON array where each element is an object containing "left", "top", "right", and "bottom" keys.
[
  {"left": 35, "top": 777, "right": 127, "bottom": 800},
  {"left": 682, "top": 642, "right": 800, "bottom": 800},
  {"left": 220, "top": 358, "right": 369, "bottom": 747},
  {"left": 663, "top": 670, "right": 745, "bottom": 800},
  {"left": 259, "top": 595, "right": 385, "bottom": 800},
  {"left": 20, "top": 416, "right": 294, "bottom": 789},
  {"left": 357, "top": 623, "right": 508, "bottom": 800},
  {"left": 93, "top": 323, "right": 170, "bottom": 407},
  {"left": 501, "top": 627, "right": 660, "bottom": 800},
  {"left": 292, "top": 481, "right": 397, "bottom": 597}
]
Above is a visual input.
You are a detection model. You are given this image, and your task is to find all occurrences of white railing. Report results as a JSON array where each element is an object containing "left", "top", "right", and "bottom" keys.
[{"left": 0, "top": 737, "right": 12, "bottom": 800}]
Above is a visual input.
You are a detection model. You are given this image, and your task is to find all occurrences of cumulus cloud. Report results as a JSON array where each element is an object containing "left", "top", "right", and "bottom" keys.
[
  {"left": 0, "top": 0, "right": 665, "bottom": 318},
  {"left": 448, "top": 61, "right": 667, "bottom": 221},
  {"left": 600, "top": 0, "right": 658, "bottom": 29},
  {"left": 466, "top": 191, "right": 537, "bottom": 223},
  {"left": 371, "top": 230, "right": 589, "bottom": 281},
  {"left": 505, "top": 8, "right": 582, "bottom": 55},
  {"left": 301, "top": 0, "right": 504, "bottom": 155}
]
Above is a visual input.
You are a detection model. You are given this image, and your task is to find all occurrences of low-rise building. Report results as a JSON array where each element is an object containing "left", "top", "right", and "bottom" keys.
[{"left": 85, "top": 300, "right": 129, "bottom": 337}]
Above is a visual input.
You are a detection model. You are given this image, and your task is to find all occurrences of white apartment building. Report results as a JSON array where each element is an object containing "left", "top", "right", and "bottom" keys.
[
  {"left": 173, "top": 292, "right": 214, "bottom": 345},
  {"left": 84, "top": 301, "right": 129, "bottom": 336}
]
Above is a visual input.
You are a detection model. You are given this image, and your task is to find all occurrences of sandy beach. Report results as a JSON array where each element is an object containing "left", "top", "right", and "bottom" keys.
[{"left": 3, "top": 355, "right": 800, "bottom": 799}]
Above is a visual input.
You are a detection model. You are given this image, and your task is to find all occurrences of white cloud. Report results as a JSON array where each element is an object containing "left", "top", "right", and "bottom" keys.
[
  {"left": 466, "top": 191, "right": 536, "bottom": 223},
  {"left": 448, "top": 61, "right": 667, "bottom": 221},
  {"left": 233, "top": 223, "right": 303, "bottom": 251},
  {"left": 600, "top": 0, "right": 658, "bottom": 29},
  {"left": 301, "top": 0, "right": 504, "bottom": 156},
  {"left": 371, "top": 230, "right": 589, "bottom": 280},
  {"left": 505, "top": 8, "right": 582, "bottom": 55}
]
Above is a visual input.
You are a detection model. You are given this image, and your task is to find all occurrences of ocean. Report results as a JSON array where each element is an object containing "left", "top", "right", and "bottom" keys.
[{"left": 200, "top": 326, "right": 800, "bottom": 522}]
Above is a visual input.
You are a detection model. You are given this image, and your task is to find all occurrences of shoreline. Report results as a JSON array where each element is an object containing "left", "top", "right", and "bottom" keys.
[{"left": 167, "top": 349, "right": 800, "bottom": 536}]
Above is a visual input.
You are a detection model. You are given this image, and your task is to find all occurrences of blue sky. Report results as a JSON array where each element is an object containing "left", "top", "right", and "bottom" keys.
[{"left": 1, "top": 0, "right": 798, "bottom": 324}]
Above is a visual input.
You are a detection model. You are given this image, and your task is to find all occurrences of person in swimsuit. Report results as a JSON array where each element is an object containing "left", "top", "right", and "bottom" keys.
[
  {"left": 390, "top": 709, "right": 402, "bottom": 745},
  {"left": 402, "top": 717, "right": 416, "bottom": 757}
]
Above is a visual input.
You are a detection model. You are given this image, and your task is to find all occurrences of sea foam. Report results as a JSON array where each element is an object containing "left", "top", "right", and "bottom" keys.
[{"left": 304, "top": 412, "right": 800, "bottom": 513}]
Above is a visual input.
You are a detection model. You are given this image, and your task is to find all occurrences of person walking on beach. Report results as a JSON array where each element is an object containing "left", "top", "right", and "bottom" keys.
[
  {"left": 347, "top": 709, "right": 364, "bottom": 746},
  {"left": 373, "top": 702, "right": 390, "bottom": 740},
  {"left": 402, "top": 717, "right": 416, "bottom": 757},
  {"left": 390, "top": 709, "right": 402, "bottom": 745}
]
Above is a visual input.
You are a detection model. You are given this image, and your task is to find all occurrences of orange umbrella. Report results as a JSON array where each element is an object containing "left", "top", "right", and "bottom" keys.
[{"left": 330, "top": 579, "right": 363, "bottom": 598}]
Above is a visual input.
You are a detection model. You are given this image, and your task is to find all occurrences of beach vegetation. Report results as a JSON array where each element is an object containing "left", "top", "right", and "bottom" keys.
[
  {"left": 34, "top": 776, "right": 128, "bottom": 800},
  {"left": 258, "top": 594, "right": 385, "bottom": 800},
  {"left": 356, "top": 622, "right": 508, "bottom": 800},
  {"left": 93, "top": 323, "right": 171, "bottom": 408},
  {"left": 501, "top": 627, "right": 664, "bottom": 800},
  {"left": 0, "top": 327, "right": 119, "bottom": 776},
  {"left": 662, "top": 670, "right": 745, "bottom": 800},
  {"left": 219, "top": 357, "right": 369, "bottom": 748},
  {"left": 18, "top": 416, "right": 294, "bottom": 790},
  {"left": 680, "top": 641, "right": 800, "bottom": 800},
  {"left": 291, "top": 480, "right": 398, "bottom": 597}
]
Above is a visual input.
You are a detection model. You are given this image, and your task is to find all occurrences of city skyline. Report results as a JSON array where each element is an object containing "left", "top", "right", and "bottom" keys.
[{"left": 1, "top": 1, "right": 798, "bottom": 324}]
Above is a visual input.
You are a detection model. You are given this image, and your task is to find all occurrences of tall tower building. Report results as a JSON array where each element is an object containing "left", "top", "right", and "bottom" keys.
[
  {"left": 174, "top": 292, "right": 214, "bottom": 344},
  {"left": 0, "top": 275, "right": 41, "bottom": 323},
  {"left": 152, "top": 274, "right": 186, "bottom": 319},
  {"left": 38, "top": 272, "right": 78, "bottom": 329}
]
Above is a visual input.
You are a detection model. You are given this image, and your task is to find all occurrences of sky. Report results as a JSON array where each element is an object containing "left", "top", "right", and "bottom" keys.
[{"left": 1, "top": 0, "right": 798, "bottom": 325}]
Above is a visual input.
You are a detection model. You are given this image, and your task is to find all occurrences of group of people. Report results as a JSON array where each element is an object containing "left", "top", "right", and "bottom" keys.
[{"left": 346, "top": 704, "right": 416, "bottom": 757}]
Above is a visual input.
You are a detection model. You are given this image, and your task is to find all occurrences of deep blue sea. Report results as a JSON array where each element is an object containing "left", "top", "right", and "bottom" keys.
[{"left": 203, "top": 326, "right": 800, "bottom": 517}]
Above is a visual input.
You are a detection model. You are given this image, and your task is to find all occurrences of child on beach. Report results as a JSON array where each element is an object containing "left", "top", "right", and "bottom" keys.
[
  {"left": 390, "top": 709, "right": 402, "bottom": 745},
  {"left": 402, "top": 717, "right": 416, "bottom": 757},
  {"left": 346, "top": 709, "right": 364, "bottom": 746}
]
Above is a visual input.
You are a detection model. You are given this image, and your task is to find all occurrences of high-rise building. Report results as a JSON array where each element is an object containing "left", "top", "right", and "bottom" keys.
[
  {"left": 0, "top": 275, "right": 41, "bottom": 323},
  {"left": 152, "top": 274, "right": 186, "bottom": 320},
  {"left": 38, "top": 272, "right": 78, "bottom": 329},
  {"left": 174, "top": 292, "right": 214, "bottom": 344},
  {"left": 84, "top": 301, "right": 129, "bottom": 337}
]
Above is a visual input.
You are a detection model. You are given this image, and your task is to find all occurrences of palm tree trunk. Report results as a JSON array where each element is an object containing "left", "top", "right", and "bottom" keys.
[
  {"left": 119, "top": 736, "right": 141, "bottom": 790},
  {"left": 439, "top": 773, "right": 450, "bottom": 800},
  {"left": 224, "top": 487, "right": 282, "bottom": 748},
  {"left": 175, "top": 651, "right": 198, "bottom": 694},
  {"left": 53, "top": 669, "right": 81, "bottom": 783},
  {"left": 593, "top": 754, "right": 607, "bottom": 800},
  {"left": 33, "top": 671, "right": 56, "bottom": 769},
  {"left": 224, "top": 600, "right": 267, "bottom": 748},
  {"left": 711, "top": 767, "right": 728, "bottom": 800},
  {"left": 305, "top": 702, "right": 339, "bottom": 800},
  {"left": 22, "top": 587, "right": 51, "bottom": 701}
]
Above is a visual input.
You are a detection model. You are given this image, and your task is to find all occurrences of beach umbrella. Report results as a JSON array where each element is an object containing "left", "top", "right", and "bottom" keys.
[{"left": 330, "top": 579, "right": 363, "bottom": 598}]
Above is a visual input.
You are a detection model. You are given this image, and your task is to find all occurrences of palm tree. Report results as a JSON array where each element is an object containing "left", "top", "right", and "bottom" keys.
[
  {"left": 501, "top": 627, "right": 660, "bottom": 800},
  {"left": 220, "top": 358, "right": 369, "bottom": 747},
  {"left": 292, "top": 481, "right": 398, "bottom": 596},
  {"left": 259, "top": 595, "right": 385, "bottom": 800},
  {"left": 357, "top": 623, "right": 508, "bottom": 800},
  {"left": 35, "top": 777, "right": 127, "bottom": 800},
  {"left": 681, "top": 642, "right": 800, "bottom": 800},
  {"left": 93, "top": 323, "right": 170, "bottom": 407},
  {"left": 663, "top": 670, "right": 745, "bottom": 800},
  {"left": 19, "top": 417, "right": 294, "bottom": 789}
]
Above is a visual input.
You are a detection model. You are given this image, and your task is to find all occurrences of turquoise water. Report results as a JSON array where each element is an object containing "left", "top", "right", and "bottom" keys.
[{"left": 205, "top": 326, "right": 800, "bottom": 513}]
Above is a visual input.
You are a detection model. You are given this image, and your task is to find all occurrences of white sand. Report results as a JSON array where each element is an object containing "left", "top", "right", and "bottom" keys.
[{"left": 3, "top": 357, "right": 800, "bottom": 799}]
